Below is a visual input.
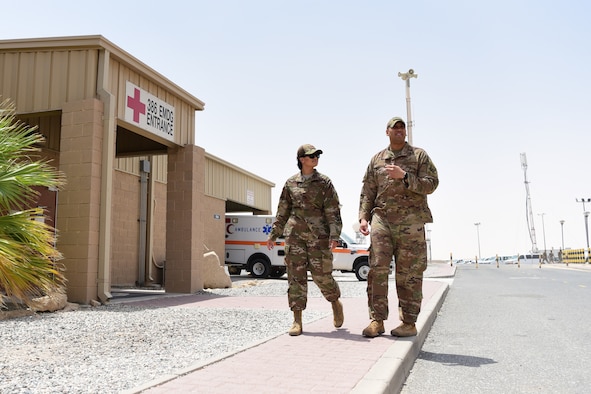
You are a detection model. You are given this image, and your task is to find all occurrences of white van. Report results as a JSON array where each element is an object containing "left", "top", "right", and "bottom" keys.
[
  {"left": 504, "top": 254, "right": 541, "bottom": 264},
  {"left": 224, "top": 214, "right": 385, "bottom": 280}
]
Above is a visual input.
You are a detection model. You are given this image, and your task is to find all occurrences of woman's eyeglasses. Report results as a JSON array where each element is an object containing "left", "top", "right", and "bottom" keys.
[{"left": 306, "top": 153, "right": 320, "bottom": 159}]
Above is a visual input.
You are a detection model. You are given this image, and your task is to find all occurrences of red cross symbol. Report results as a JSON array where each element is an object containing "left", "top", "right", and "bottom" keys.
[{"left": 127, "top": 88, "right": 146, "bottom": 123}]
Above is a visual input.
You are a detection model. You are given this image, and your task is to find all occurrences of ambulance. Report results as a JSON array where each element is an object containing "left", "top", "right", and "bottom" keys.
[{"left": 224, "top": 214, "right": 378, "bottom": 280}]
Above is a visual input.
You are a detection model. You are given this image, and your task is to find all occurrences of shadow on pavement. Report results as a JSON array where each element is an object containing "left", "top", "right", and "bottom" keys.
[{"left": 418, "top": 351, "right": 497, "bottom": 367}]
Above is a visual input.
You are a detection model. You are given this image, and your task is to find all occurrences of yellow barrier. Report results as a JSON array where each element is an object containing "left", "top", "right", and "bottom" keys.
[{"left": 563, "top": 248, "right": 587, "bottom": 264}]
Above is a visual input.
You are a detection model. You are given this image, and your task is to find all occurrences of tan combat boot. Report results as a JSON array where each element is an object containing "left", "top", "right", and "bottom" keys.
[
  {"left": 332, "top": 300, "right": 344, "bottom": 328},
  {"left": 362, "top": 320, "right": 385, "bottom": 338},
  {"left": 289, "top": 310, "right": 303, "bottom": 336},
  {"left": 391, "top": 322, "right": 417, "bottom": 337}
]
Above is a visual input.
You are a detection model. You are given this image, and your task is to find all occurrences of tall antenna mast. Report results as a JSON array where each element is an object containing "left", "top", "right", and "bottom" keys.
[{"left": 520, "top": 153, "right": 538, "bottom": 252}]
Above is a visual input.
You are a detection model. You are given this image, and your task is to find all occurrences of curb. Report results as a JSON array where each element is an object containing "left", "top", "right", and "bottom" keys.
[{"left": 351, "top": 282, "right": 450, "bottom": 394}]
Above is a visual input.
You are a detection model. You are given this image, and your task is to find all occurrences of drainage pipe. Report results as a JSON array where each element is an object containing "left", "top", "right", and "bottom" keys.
[{"left": 96, "top": 49, "right": 115, "bottom": 303}]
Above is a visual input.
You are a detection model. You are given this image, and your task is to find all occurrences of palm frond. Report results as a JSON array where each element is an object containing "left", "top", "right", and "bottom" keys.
[
  {"left": 0, "top": 210, "right": 65, "bottom": 305},
  {"left": 0, "top": 99, "right": 67, "bottom": 308}
]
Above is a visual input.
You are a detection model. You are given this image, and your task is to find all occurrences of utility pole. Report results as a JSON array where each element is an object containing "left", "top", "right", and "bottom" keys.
[
  {"left": 576, "top": 198, "right": 591, "bottom": 249},
  {"left": 560, "top": 220, "right": 565, "bottom": 250},
  {"left": 538, "top": 213, "right": 547, "bottom": 253},
  {"left": 397, "top": 69, "right": 417, "bottom": 145},
  {"left": 474, "top": 222, "right": 481, "bottom": 259}
]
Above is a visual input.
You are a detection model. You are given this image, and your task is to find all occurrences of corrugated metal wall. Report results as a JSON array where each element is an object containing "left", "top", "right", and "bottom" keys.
[
  {"left": 17, "top": 112, "right": 61, "bottom": 152},
  {"left": 205, "top": 154, "right": 273, "bottom": 212},
  {"left": 115, "top": 154, "right": 274, "bottom": 213},
  {"left": 0, "top": 49, "right": 98, "bottom": 113},
  {"left": 114, "top": 155, "right": 167, "bottom": 183}
]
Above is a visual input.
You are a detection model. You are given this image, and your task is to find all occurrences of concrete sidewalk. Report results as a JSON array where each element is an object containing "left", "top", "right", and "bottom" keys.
[{"left": 124, "top": 262, "right": 456, "bottom": 394}]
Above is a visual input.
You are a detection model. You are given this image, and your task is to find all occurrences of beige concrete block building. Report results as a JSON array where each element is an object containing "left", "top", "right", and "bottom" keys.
[{"left": 0, "top": 35, "right": 274, "bottom": 304}]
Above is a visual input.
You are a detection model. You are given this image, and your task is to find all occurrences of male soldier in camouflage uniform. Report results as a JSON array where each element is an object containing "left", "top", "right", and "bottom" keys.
[
  {"left": 267, "top": 144, "right": 344, "bottom": 336},
  {"left": 359, "top": 117, "right": 439, "bottom": 338}
]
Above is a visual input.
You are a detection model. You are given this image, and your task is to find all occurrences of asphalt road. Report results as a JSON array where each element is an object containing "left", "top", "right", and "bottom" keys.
[{"left": 401, "top": 264, "right": 591, "bottom": 394}]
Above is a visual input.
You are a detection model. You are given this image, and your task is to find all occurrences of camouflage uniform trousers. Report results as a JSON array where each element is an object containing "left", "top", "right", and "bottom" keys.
[
  {"left": 284, "top": 236, "right": 341, "bottom": 311},
  {"left": 367, "top": 215, "right": 427, "bottom": 323}
]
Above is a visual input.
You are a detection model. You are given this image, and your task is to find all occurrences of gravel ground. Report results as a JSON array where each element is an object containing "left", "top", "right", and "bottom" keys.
[{"left": 0, "top": 276, "right": 367, "bottom": 394}]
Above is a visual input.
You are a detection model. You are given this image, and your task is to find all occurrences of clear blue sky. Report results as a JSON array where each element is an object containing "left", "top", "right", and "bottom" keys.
[{"left": 3, "top": 0, "right": 590, "bottom": 260}]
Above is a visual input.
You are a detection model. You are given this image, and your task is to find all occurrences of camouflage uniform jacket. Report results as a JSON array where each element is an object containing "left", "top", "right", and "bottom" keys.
[
  {"left": 359, "top": 143, "right": 438, "bottom": 225},
  {"left": 269, "top": 170, "right": 342, "bottom": 243}
]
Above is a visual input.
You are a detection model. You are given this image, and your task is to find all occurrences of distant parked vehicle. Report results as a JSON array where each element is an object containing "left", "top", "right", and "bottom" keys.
[
  {"left": 478, "top": 256, "right": 496, "bottom": 264},
  {"left": 479, "top": 255, "right": 512, "bottom": 264},
  {"left": 504, "top": 254, "right": 541, "bottom": 264}
]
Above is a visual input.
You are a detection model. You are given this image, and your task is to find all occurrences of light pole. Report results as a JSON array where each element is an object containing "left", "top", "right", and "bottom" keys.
[
  {"left": 538, "top": 213, "right": 547, "bottom": 253},
  {"left": 474, "top": 222, "right": 481, "bottom": 259},
  {"left": 397, "top": 69, "right": 417, "bottom": 145},
  {"left": 560, "top": 220, "right": 565, "bottom": 250},
  {"left": 585, "top": 211, "right": 590, "bottom": 250},
  {"left": 576, "top": 198, "right": 591, "bottom": 249}
]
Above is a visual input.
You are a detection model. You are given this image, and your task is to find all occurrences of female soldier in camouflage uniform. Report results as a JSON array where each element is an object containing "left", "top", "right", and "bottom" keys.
[
  {"left": 359, "top": 117, "right": 439, "bottom": 338},
  {"left": 266, "top": 144, "right": 344, "bottom": 336}
]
